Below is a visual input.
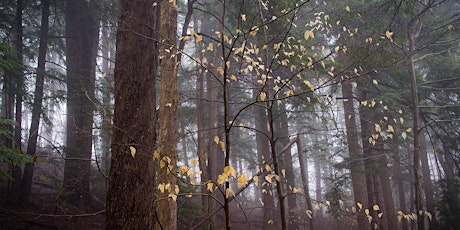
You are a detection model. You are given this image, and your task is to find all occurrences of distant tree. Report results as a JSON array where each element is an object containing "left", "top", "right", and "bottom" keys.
[{"left": 62, "top": 0, "right": 99, "bottom": 210}]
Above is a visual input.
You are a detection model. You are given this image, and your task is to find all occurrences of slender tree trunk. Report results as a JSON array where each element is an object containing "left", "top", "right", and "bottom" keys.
[
  {"left": 155, "top": 1, "right": 178, "bottom": 229},
  {"left": 408, "top": 23, "right": 425, "bottom": 230},
  {"left": 420, "top": 134, "right": 435, "bottom": 226},
  {"left": 63, "top": 0, "right": 99, "bottom": 210},
  {"left": 393, "top": 146, "right": 409, "bottom": 230},
  {"left": 20, "top": 0, "right": 50, "bottom": 206},
  {"left": 297, "top": 135, "right": 314, "bottom": 230},
  {"left": 195, "top": 24, "right": 209, "bottom": 212},
  {"left": 341, "top": 80, "right": 369, "bottom": 230},
  {"left": 105, "top": 0, "right": 158, "bottom": 228}
]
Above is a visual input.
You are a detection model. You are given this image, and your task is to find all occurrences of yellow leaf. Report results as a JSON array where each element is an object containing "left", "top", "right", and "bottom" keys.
[
  {"left": 425, "top": 211, "right": 432, "bottom": 221},
  {"left": 224, "top": 166, "right": 237, "bottom": 178},
  {"left": 237, "top": 174, "right": 249, "bottom": 188},
  {"left": 265, "top": 174, "right": 273, "bottom": 183},
  {"left": 259, "top": 92, "right": 266, "bottom": 101},
  {"left": 191, "top": 158, "right": 198, "bottom": 167},
  {"left": 447, "top": 24, "right": 453, "bottom": 30},
  {"left": 304, "top": 30, "right": 315, "bottom": 40},
  {"left": 365, "top": 208, "right": 370, "bottom": 216},
  {"left": 153, "top": 150, "right": 160, "bottom": 160},
  {"left": 207, "top": 42, "right": 213, "bottom": 51},
  {"left": 387, "top": 125, "right": 394, "bottom": 133},
  {"left": 326, "top": 200, "right": 331, "bottom": 207},
  {"left": 373, "top": 79, "right": 378, "bottom": 85},
  {"left": 160, "top": 160, "right": 166, "bottom": 168},
  {"left": 168, "top": 193, "right": 177, "bottom": 201},
  {"left": 179, "top": 165, "right": 189, "bottom": 175},
  {"left": 225, "top": 188, "right": 231, "bottom": 198},
  {"left": 378, "top": 212, "right": 383, "bottom": 218},
  {"left": 345, "top": 5, "right": 350, "bottom": 12},
  {"left": 357, "top": 202, "right": 362, "bottom": 210},
  {"left": 214, "top": 136, "right": 220, "bottom": 144},
  {"left": 219, "top": 141, "right": 225, "bottom": 151},
  {"left": 217, "top": 67, "right": 224, "bottom": 75},
  {"left": 265, "top": 164, "right": 271, "bottom": 171},
  {"left": 402, "top": 132, "right": 407, "bottom": 140},
  {"left": 385, "top": 30, "right": 394, "bottom": 42},
  {"left": 281, "top": 169, "right": 286, "bottom": 177},
  {"left": 207, "top": 182, "right": 214, "bottom": 192},
  {"left": 253, "top": 176, "right": 259, "bottom": 186},
  {"left": 268, "top": 219, "right": 273, "bottom": 225},
  {"left": 373, "top": 204, "right": 380, "bottom": 211},
  {"left": 375, "top": 124, "right": 382, "bottom": 132},
  {"left": 314, "top": 203, "right": 321, "bottom": 210},
  {"left": 241, "top": 14, "right": 246, "bottom": 21},
  {"left": 174, "top": 185, "right": 179, "bottom": 194},
  {"left": 130, "top": 146, "right": 136, "bottom": 158},
  {"left": 196, "top": 35, "right": 202, "bottom": 43},
  {"left": 158, "top": 183, "right": 165, "bottom": 193},
  {"left": 306, "top": 210, "right": 313, "bottom": 219},
  {"left": 217, "top": 174, "right": 226, "bottom": 185},
  {"left": 304, "top": 80, "right": 315, "bottom": 91}
]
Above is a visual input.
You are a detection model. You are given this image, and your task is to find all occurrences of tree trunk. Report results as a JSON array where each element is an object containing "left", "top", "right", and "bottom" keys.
[
  {"left": 296, "top": 135, "right": 314, "bottom": 230},
  {"left": 20, "top": 0, "right": 50, "bottom": 206},
  {"left": 420, "top": 134, "right": 436, "bottom": 226},
  {"left": 341, "top": 80, "right": 369, "bottom": 230},
  {"left": 105, "top": 0, "right": 158, "bottom": 228},
  {"left": 276, "top": 103, "right": 298, "bottom": 230},
  {"left": 253, "top": 88, "right": 275, "bottom": 230},
  {"left": 155, "top": 1, "right": 178, "bottom": 229},
  {"left": 393, "top": 146, "right": 409, "bottom": 230},
  {"left": 63, "top": 0, "right": 99, "bottom": 210},
  {"left": 408, "top": 23, "right": 424, "bottom": 230},
  {"left": 8, "top": 0, "right": 24, "bottom": 205}
]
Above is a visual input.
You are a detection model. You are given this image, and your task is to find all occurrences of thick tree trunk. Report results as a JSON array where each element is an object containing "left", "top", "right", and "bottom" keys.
[
  {"left": 341, "top": 80, "right": 369, "bottom": 230},
  {"left": 155, "top": 1, "right": 178, "bottom": 229},
  {"left": 105, "top": 0, "right": 158, "bottom": 228},
  {"left": 20, "top": 0, "right": 50, "bottom": 206},
  {"left": 63, "top": 0, "right": 99, "bottom": 210}
]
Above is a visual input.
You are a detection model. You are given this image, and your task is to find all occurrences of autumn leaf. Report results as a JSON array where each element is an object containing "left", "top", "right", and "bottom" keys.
[
  {"left": 304, "top": 80, "right": 315, "bottom": 91},
  {"left": 304, "top": 30, "right": 315, "bottom": 40},
  {"left": 237, "top": 174, "right": 249, "bottom": 188},
  {"left": 259, "top": 92, "right": 266, "bottom": 101},
  {"left": 345, "top": 5, "right": 351, "bottom": 12},
  {"left": 130, "top": 146, "right": 136, "bottom": 158},
  {"left": 373, "top": 204, "right": 380, "bottom": 211},
  {"left": 207, "top": 182, "right": 214, "bottom": 192},
  {"left": 214, "top": 136, "right": 220, "bottom": 144},
  {"left": 385, "top": 30, "right": 394, "bottom": 42},
  {"left": 306, "top": 210, "right": 313, "bottom": 219}
]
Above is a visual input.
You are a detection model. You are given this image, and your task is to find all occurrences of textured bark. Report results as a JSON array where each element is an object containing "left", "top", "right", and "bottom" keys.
[
  {"left": 20, "top": 0, "right": 50, "bottom": 205},
  {"left": 155, "top": 0, "right": 178, "bottom": 229},
  {"left": 341, "top": 80, "right": 369, "bottom": 230},
  {"left": 63, "top": 0, "right": 99, "bottom": 210},
  {"left": 105, "top": 0, "right": 158, "bottom": 228}
]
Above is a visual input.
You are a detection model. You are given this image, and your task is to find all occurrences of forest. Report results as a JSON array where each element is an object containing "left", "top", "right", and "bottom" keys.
[{"left": 0, "top": 0, "right": 459, "bottom": 229}]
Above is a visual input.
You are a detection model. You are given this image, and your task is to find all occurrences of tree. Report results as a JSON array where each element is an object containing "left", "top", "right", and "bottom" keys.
[
  {"left": 155, "top": 0, "right": 179, "bottom": 229},
  {"left": 105, "top": 0, "right": 159, "bottom": 228},
  {"left": 20, "top": 0, "right": 50, "bottom": 206},
  {"left": 63, "top": 0, "right": 99, "bottom": 210}
]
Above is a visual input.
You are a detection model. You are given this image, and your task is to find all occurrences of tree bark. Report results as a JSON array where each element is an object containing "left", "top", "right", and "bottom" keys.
[
  {"left": 155, "top": 1, "right": 178, "bottom": 229},
  {"left": 105, "top": 0, "right": 158, "bottom": 228},
  {"left": 20, "top": 0, "right": 50, "bottom": 206},
  {"left": 341, "top": 80, "right": 369, "bottom": 230},
  {"left": 63, "top": 0, "right": 99, "bottom": 210}
]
